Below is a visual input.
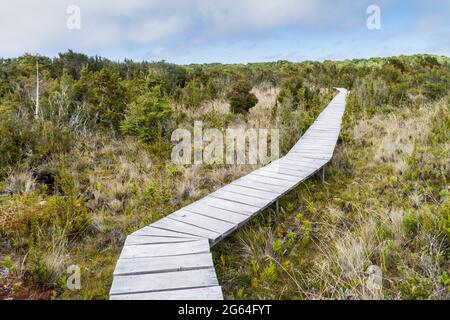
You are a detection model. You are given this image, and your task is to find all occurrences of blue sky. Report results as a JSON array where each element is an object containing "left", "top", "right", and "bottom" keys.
[{"left": 0, "top": 0, "right": 449, "bottom": 64}]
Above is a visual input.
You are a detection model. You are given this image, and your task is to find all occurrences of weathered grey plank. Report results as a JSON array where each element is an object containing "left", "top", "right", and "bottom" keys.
[
  {"left": 211, "top": 189, "right": 271, "bottom": 208},
  {"left": 253, "top": 169, "right": 302, "bottom": 181},
  {"left": 221, "top": 184, "right": 281, "bottom": 199},
  {"left": 125, "top": 235, "right": 197, "bottom": 246},
  {"left": 110, "top": 286, "right": 223, "bottom": 300},
  {"left": 261, "top": 165, "right": 311, "bottom": 178},
  {"left": 268, "top": 162, "right": 317, "bottom": 173},
  {"left": 281, "top": 157, "right": 327, "bottom": 167},
  {"left": 293, "top": 142, "right": 336, "bottom": 148},
  {"left": 119, "top": 239, "right": 211, "bottom": 259},
  {"left": 292, "top": 145, "right": 336, "bottom": 151},
  {"left": 201, "top": 196, "right": 260, "bottom": 215},
  {"left": 232, "top": 178, "right": 287, "bottom": 194},
  {"left": 110, "top": 268, "right": 219, "bottom": 295},
  {"left": 276, "top": 158, "right": 321, "bottom": 168},
  {"left": 151, "top": 218, "right": 222, "bottom": 241},
  {"left": 131, "top": 226, "right": 201, "bottom": 239},
  {"left": 245, "top": 173, "right": 297, "bottom": 187},
  {"left": 169, "top": 210, "right": 237, "bottom": 234},
  {"left": 286, "top": 153, "right": 330, "bottom": 160},
  {"left": 114, "top": 252, "right": 214, "bottom": 276},
  {"left": 185, "top": 202, "right": 249, "bottom": 224},
  {"left": 288, "top": 151, "right": 331, "bottom": 159}
]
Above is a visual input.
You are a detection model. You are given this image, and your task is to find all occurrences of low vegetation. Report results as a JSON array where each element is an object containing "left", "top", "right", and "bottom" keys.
[{"left": 0, "top": 53, "right": 448, "bottom": 299}]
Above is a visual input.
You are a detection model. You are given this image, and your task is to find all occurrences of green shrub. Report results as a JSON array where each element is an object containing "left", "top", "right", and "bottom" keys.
[
  {"left": 0, "top": 110, "right": 73, "bottom": 177},
  {"left": 227, "top": 79, "right": 258, "bottom": 114},
  {"left": 272, "top": 239, "right": 283, "bottom": 255},
  {"left": 0, "top": 108, "right": 33, "bottom": 176},
  {"left": 0, "top": 256, "right": 16, "bottom": 273},
  {"left": 263, "top": 261, "right": 278, "bottom": 283},
  {"left": 121, "top": 88, "right": 172, "bottom": 145},
  {"left": 438, "top": 199, "right": 450, "bottom": 239},
  {"left": 403, "top": 212, "right": 419, "bottom": 234}
]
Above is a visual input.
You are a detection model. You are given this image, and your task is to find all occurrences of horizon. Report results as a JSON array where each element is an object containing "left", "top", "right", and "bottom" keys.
[
  {"left": 2, "top": 51, "right": 448, "bottom": 66},
  {"left": 1, "top": 1, "right": 449, "bottom": 64}
]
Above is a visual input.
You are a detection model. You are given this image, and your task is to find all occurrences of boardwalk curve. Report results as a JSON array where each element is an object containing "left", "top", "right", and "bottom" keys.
[{"left": 109, "top": 88, "right": 348, "bottom": 300}]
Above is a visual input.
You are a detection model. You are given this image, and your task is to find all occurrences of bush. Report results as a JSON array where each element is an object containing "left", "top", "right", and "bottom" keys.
[
  {"left": 120, "top": 88, "right": 172, "bottom": 145},
  {"left": 0, "top": 105, "right": 73, "bottom": 178},
  {"left": 0, "top": 115, "right": 31, "bottom": 176},
  {"left": 227, "top": 79, "right": 258, "bottom": 114}
]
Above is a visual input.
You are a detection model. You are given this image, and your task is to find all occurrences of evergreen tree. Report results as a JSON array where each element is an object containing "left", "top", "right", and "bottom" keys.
[{"left": 227, "top": 78, "right": 258, "bottom": 114}]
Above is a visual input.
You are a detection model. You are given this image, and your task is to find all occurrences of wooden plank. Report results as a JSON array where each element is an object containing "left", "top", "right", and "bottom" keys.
[
  {"left": 151, "top": 218, "right": 222, "bottom": 241},
  {"left": 245, "top": 173, "right": 296, "bottom": 187},
  {"left": 201, "top": 196, "right": 260, "bottom": 216},
  {"left": 286, "top": 152, "right": 330, "bottom": 160},
  {"left": 125, "top": 235, "right": 197, "bottom": 246},
  {"left": 184, "top": 202, "right": 249, "bottom": 225},
  {"left": 298, "top": 138, "right": 336, "bottom": 144},
  {"left": 289, "top": 150, "right": 333, "bottom": 157},
  {"left": 119, "top": 239, "right": 211, "bottom": 259},
  {"left": 301, "top": 132, "right": 337, "bottom": 143},
  {"left": 221, "top": 184, "right": 281, "bottom": 199},
  {"left": 268, "top": 162, "right": 317, "bottom": 174},
  {"left": 312, "top": 122, "right": 341, "bottom": 126},
  {"left": 309, "top": 128, "right": 339, "bottom": 132},
  {"left": 317, "top": 114, "right": 343, "bottom": 117},
  {"left": 293, "top": 143, "right": 336, "bottom": 149},
  {"left": 110, "top": 268, "right": 219, "bottom": 295},
  {"left": 110, "top": 286, "right": 223, "bottom": 300},
  {"left": 169, "top": 209, "right": 237, "bottom": 234},
  {"left": 256, "top": 167, "right": 308, "bottom": 180},
  {"left": 114, "top": 252, "right": 214, "bottom": 276},
  {"left": 210, "top": 189, "right": 271, "bottom": 208},
  {"left": 260, "top": 166, "right": 311, "bottom": 178},
  {"left": 289, "top": 151, "right": 331, "bottom": 158},
  {"left": 298, "top": 136, "right": 337, "bottom": 142},
  {"left": 262, "top": 161, "right": 315, "bottom": 172},
  {"left": 290, "top": 148, "right": 334, "bottom": 155},
  {"left": 131, "top": 226, "right": 201, "bottom": 239},
  {"left": 274, "top": 157, "right": 318, "bottom": 166},
  {"left": 276, "top": 158, "right": 321, "bottom": 168},
  {"left": 293, "top": 142, "right": 336, "bottom": 149},
  {"left": 294, "top": 141, "right": 337, "bottom": 147},
  {"left": 281, "top": 158, "right": 327, "bottom": 170},
  {"left": 293, "top": 142, "right": 336, "bottom": 147},
  {"left": 232, "top": 178, "right": 287, "bottom": 194},
  {"left": 304, "top": 128, "right": 339, "bottom": 134}
]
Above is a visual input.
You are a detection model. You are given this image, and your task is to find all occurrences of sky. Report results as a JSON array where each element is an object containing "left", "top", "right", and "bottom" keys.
[{"left": 0, "top": 0, "right": 449, "bottom": 64}]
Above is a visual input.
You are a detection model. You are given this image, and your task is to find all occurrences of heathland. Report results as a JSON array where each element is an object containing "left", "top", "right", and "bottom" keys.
[{"left": 0, "top": 53, "right": 448, "bottom": 299}]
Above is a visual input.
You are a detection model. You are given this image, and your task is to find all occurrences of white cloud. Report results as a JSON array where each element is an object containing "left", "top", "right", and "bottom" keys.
[
  {"left": 0, "top": 0, "right": 448, "bottom": 61},
  {"left": 0, "top": 0, "right": 373, "bottom": 57}
]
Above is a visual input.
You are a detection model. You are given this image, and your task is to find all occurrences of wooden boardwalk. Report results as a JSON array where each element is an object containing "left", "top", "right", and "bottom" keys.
[{"left": 109, "top": 88, "right": 348, "bottom": 300}]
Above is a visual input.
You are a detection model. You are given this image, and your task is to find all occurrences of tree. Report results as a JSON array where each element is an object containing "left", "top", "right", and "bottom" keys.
[
  {"left": 227, "top": 79, "right": 258, "bottom": 114},
  {"left": 56, "top": 50, "right": 89, "bottom": 80},
  {"left": 90, "top": 68, "right": 127, "bottom": 130},
  {"left": 120, "top": 88, "right": 172, "bottom": 146}
]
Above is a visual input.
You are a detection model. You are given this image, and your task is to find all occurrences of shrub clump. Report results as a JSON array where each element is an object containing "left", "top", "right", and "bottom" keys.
[{"left": 227, "top": 79, "right": 258, "bottom": 114}]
